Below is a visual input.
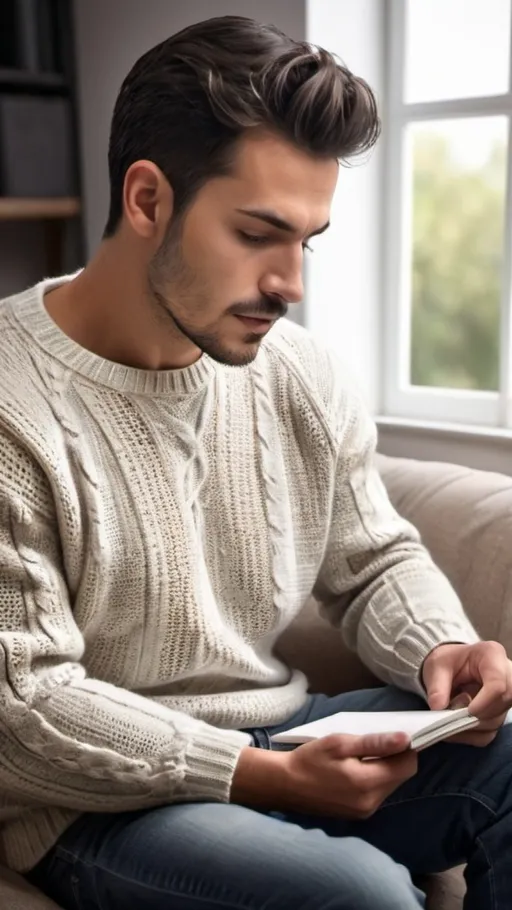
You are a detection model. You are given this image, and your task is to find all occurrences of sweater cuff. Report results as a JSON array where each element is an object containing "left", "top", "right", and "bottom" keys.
[
  {"left": 181, "top": 727, "right": 252, "bottom": 803},
  {"left": 397, "top": 621, "right": 481, "bottom": 697}
]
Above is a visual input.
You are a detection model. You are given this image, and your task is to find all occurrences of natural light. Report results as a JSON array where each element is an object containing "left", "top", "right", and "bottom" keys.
[{"left": 385, "top": 0, "right": 512, "bottom": 427}]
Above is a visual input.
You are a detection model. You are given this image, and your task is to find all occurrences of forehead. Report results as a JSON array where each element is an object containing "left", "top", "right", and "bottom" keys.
[{"left": 228, "top": 128, "right": 338, "bottom": 225}]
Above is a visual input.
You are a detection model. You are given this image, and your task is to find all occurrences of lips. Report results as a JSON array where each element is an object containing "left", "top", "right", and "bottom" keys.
[{"left": 235, "top": 315, "right": 274, "bottom": 333}]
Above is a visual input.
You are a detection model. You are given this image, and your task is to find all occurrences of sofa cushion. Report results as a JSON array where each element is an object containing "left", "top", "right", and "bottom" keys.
[
  {"left": 277, "top": 596, "right": 380, "bottom": 694},
  {"left": 418, "top": 867, "right": 466, "bottom": 909},
  {"left": 377, "top": 454, "right": 512, "bottom": 653},
  {"left": 0, "top": 865, "right": 62, "bottom": 910}
]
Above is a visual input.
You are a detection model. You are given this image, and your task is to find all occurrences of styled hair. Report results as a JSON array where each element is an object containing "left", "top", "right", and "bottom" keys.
[{"left": 104, "top": 15, "right": 380, "bottom": 237}]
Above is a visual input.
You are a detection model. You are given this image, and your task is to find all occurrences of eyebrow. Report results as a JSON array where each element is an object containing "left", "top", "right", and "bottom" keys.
[{"left": 235, "top": 207, "right": 330, "bottom": 239}]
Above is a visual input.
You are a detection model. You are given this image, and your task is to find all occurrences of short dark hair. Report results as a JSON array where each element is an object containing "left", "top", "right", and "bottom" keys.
[{"left": 104, "top": 15, "right": 381, "bottom": 238}]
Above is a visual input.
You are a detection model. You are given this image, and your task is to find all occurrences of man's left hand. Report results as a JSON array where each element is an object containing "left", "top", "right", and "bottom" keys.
[{"left": 422, "top": 641, "right": 512, "bottom": 746}]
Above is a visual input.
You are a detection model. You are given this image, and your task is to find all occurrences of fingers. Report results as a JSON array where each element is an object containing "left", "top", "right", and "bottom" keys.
[
  {"left": 447, "top": 709, "right": 507, "bottom": 746},
  {"left": 354, "top": 749, "right": 418, "bottom": 792},
  {"left": 422, "top": 646, "right": 455, "bottom": 709},
  {"left": 448, "top": 692, "right": 472, "bottom": 709},
  {"left": 323, "top": 731, "right": 411, "bottom": 759},
  {"left": 425, "top": 641, "right": 512, "bottom": 720},
  {"left": 343, "top": 754, "right": 419, "bottom": 820},
  {"left": 466, "top": 711, "right": 507, "bottom": 732},
  {"left": 467, "top": 644, "right": 512, "bottom": 719},
  {"left": 427, "top": 669, "right": 454, "bottom": 709},
  {"left": 322, "top": 732, "right": 418, "bottom": 788},
  {"left": 309, "top": 733, "right": 418, "bottom": 821},
  {"left": 449, "top": 729, "right": 500, "bottom": 747}
]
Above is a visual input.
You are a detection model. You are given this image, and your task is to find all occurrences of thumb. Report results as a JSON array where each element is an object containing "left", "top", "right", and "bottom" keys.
[
  {"left": 325, "top": 731, "right": 411, "bottom": 759},
  {"left": 424, "top": 661, "right": 454, "bottom": 710}
]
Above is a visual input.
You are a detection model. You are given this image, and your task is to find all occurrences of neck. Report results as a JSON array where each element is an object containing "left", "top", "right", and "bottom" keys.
[{"left": 44, "top": 239, "right": 202, "bottom": 371}]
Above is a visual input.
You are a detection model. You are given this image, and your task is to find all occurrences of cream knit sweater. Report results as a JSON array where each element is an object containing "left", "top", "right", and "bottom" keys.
[{"left": 0, "top": 276, "right": 478, "bottom": 871}]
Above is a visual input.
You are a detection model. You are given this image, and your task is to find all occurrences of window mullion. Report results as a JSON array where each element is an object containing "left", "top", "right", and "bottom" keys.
[
  {"left": 395, "top": 94, "right": 512, "bottom": 122},
  {"left": 383, "top": 0, "right": 407, "bottom": 412},
  {"left": 499, "top": 118, "right": 512, "bottom": 427},
  {"left": 500, "top": 16, "right": 512, "bottom": 426}
]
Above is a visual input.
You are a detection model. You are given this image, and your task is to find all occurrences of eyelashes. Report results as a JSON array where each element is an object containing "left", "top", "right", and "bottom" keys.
[{"left": 238, "top": 232, "right": 314, "bottom": 253}]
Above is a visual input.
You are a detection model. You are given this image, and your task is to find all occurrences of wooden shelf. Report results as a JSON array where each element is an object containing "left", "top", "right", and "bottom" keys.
[
  {"left": 0, "top": 197, "right": 81, "bottom": 221},
  {"left": 0, "top": 68, "right": 67, "bottom": 89}
]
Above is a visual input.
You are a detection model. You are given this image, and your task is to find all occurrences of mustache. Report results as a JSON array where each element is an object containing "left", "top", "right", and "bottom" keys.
[{"left": 229, "top": 298, "right": 288, "bottom": 320}]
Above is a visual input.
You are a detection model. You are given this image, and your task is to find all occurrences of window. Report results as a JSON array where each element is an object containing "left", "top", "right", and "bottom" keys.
[{"left": 384, "top": 0, "right": 512, "bottom": 426}]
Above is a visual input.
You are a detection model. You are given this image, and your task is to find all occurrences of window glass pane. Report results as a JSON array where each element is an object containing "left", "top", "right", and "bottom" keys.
[
  {"left": 405, "top": 0, "right": 511, "bottom": 103},
  {"left": 408, "top": 117, "right": 508, "bottom": 391}
]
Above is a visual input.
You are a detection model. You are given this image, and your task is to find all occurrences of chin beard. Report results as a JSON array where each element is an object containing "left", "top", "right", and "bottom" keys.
[
  {"left": 172, "top": 318, "right": 262, "bottom": 367},
  {"left": 149, "top": 286, "right": 261, "bottom": 368},
  {"left": 148, "top": 237, "right": 267, "bottom": 367}
]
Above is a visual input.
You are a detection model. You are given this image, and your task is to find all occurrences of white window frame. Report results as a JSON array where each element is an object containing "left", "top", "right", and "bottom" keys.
[{"left": 383, "top": 0, "right": 512, "bottom": 427}]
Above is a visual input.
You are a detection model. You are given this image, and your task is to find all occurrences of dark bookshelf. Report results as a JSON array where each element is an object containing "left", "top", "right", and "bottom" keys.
[
  {"left": 0, "top": 0, "right": 83, "bottom": 275},
  {"left": 0, "top": 67, "right": 67, "bottom": 90},
  {"left": 0, "top": 0, "right": 70, "bottom": 82}
]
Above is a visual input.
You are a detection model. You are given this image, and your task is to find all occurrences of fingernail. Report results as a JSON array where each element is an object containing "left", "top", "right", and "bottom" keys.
[{"left": 449, "top": 693, "right": 472, "bottom": 709}]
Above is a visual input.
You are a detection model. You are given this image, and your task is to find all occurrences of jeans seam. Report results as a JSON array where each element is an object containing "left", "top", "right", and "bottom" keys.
[
  {"left": 53, "top": 846, "right": 101, "bottom": 910},
  {"left": 383, "top": 788, "right": 498, "bottom": 817},
  {"left": 55, "top": 845, "right": 87, "bottom": 864},
  {"left": 475, "top": 834, "right": 496, "bottom": 910}
]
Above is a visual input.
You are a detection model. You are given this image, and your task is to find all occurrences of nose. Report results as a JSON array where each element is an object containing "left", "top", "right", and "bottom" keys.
[{"left": 259, "top": 248, "right": 305, "bottom": 306}]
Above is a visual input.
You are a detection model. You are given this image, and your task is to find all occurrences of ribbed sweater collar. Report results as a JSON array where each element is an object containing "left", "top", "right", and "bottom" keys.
[{"left": 10, "top": 275, "right": 216, "bottom": 396}]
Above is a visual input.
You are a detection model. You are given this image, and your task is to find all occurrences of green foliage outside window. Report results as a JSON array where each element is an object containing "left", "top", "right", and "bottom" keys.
[{"left": 410, "top": 134, "right": 506, "bottom": 391}]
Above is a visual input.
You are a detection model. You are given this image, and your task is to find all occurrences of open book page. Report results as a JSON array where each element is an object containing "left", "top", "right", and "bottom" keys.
[{"left": 271, "top": 708, "right": 480, "bottom": 751}]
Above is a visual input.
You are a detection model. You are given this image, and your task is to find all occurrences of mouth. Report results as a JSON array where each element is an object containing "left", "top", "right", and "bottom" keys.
[{"left": 234, "top": 315, "right": 276, "bottom": 334}]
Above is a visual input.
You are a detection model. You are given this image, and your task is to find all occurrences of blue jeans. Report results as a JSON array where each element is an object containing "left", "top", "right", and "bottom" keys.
[{"left": 26, "top": 685, "right": 512, "bottom": 909}]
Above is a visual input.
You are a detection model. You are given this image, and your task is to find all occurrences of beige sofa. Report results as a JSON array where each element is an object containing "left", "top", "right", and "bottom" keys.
[{"left": 2, "top": 453, "right": 512, "bottom": 909}]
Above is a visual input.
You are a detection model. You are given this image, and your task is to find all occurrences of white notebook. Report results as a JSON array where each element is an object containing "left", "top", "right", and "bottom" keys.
[{"left": 270, "top": 708, "right": 480, "bottom": 752}]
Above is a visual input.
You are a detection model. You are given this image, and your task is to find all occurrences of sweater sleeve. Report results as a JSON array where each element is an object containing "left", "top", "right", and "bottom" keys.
[
  {"left": 313, "top": 392, "right": 480, "bottom": 694},
  {"left": 0, "top": 427, "right": 250, "bottom": 814}
]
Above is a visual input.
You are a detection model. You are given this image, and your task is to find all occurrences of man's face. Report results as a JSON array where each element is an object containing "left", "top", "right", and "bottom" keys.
[{"left": 148, "top": 129, "right": 338, "bottom": 366}]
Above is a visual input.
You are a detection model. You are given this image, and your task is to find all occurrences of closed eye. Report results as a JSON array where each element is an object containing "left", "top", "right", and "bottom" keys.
[{"left": 238, "top": 231, "right": 314, "bottom": 253}]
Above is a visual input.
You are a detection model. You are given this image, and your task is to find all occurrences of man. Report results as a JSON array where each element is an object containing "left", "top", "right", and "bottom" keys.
[{"left": 0, "top": 14, "right": 510, "bottom": 910}]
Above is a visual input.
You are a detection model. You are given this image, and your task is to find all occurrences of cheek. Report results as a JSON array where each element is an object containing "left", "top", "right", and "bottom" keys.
[
  {"left": 193, "top": 240, "right": 255, "bottom": 294},
  {"left": 183, "top": 225, "right": 260, "bottom": 306},
  {"left": 204, "top": 239, "right": 242, "bottom": 275}
]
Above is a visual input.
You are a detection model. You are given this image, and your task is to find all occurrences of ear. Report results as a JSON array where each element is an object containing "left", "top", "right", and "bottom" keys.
[{"left": 122, "top": 160, "right": 173, "bottom": 241}]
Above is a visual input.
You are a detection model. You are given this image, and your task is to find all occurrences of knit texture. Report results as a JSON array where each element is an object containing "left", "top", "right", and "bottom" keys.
[{"left": 0, "top": 277, "right": 478, "bottom": 872}]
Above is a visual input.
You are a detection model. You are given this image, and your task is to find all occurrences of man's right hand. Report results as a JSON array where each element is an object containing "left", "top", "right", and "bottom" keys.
[{"left": 231, "top": 732, "right": 417, "bottom": 819}]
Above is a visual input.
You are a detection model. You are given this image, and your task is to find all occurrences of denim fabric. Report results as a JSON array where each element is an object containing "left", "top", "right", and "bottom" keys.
[{"left": 27, "top": 685, "right": 512, "bottom": 909}]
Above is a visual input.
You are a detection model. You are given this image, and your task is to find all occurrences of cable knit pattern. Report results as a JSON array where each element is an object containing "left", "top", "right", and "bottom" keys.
[{"left": 0, "top": 276, "right": 479, "bottom": 872}]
